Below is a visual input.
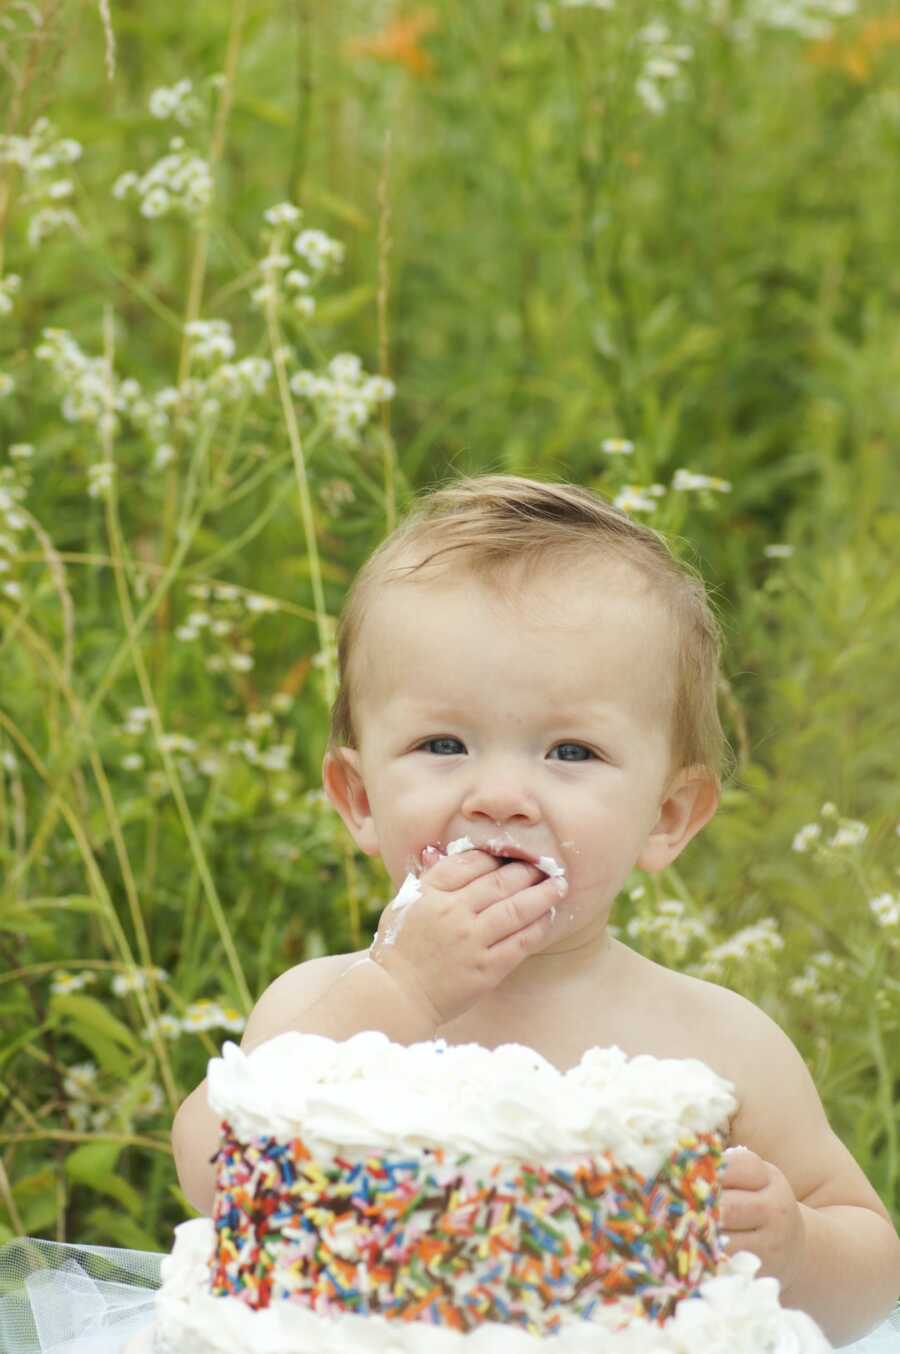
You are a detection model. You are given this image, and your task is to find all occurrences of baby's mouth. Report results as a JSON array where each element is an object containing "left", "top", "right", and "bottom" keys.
[{"left": 445, "top": 836, "right": 565, "bottom": 883}]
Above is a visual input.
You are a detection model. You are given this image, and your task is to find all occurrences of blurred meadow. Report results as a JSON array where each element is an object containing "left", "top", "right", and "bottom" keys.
[{"left": 0, "top": 0, "right": 898, "bottom": 1249}]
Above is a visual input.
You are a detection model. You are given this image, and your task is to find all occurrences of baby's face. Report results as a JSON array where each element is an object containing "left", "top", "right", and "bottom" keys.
[{"left": 340, "top": 562, "right": 681, "bottom": 949}]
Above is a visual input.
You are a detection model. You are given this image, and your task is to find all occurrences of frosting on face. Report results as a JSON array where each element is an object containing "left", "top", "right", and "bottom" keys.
[
  {"left": 447, "top": 835, "right": 566, "bottom": 881},
  {"left": 207, "top": 1033, "right": 736, "bottom": 1177}
]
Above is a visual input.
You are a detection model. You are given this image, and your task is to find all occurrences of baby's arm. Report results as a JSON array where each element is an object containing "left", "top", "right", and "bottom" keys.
[
  {"left": 720, "top": 991, "right": 900, "bottom": 1345},
  {"left": 172, "top": 848, "right": 561, "bottom": 1213}
]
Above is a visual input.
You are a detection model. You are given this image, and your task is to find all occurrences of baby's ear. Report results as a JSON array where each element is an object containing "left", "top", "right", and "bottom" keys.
[
  {"left": 321, "top": 747, "right": 380, "bottom": 857},
  {"left": 635, "top": 767, "right": 720, "bottom": 874}
]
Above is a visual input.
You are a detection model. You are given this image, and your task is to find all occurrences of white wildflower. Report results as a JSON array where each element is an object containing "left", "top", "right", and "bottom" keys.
[
  {"left": 828, "top": 820, "right": 868, "bottom": 849},
  {"left": 27, "top": 206, "right": 79, "bottom": 248},
  {"left": 792, "top": 822, "right": 821, "bottom": 853},
  {"left": 35, "top": 328, "right": 146, "bottom": 431},
  {"left": 869, "top": 893, "right": 900, "bottom": 928},
  {"left": 613, "top": 485, "right": 659, "bottom": 514},
  {"left": 148, "top": 79, "right": 200, "bottom": 126},
  {"left": 0, "top": 274, "right": 21, "bottom": 315},
  {"left": 2, "top": 581, "right": 22, "bottom": 600},
  {"left": 121, "top": 754, "right": 145, "bottom": 771},
  {"left": 9, "top": 443, "right": 33, "bottom": 460},
  {"left": 672, "top": 468, "right": 732, "bottom": 493},
  {"left": 764, "top": 544, "right": 794, "bottom": 558},
  {"left": 218, "top": 1006, "right": 246, "bottom": 1033},
  {"left": 159, "top": 733, "right": 196, "bottom": 754},
  {"left": 0, "top": 375, "right": 14, "bottom": 398},
  {"left": 701, "top": 918, "right": 784, "bottom": 976},
  {"left": 214, "top": 583, "right": 240, "bottom": 601},
  {"left": 87, "top": 462, "right": 115, "bottom": 499},
  {"left": 820, "top": 801, "right": 839, "bottom": 818},
  {"left": 134, "top": 1083, "right": 165, "bottom": 1118},
  {"left": 320, "top": 478, "right": 355, "bottom": 515},
  {"left": 211, "top": 619, "right": 233, "bottom": 637},
  {"left": 124, "top": 706, "right": 153, "bottom": 732},
  {"left": 63, "top": 1061, "right": 98, "bottom": 1100},
  {"left": 245, "top": 593, "right": 278, "bottom": 614},
  {"left": 144, "top": 1013, "right": 182, "bottom": 1041},
  {"left": 115, "top": 138, "right": 212, "bottom": 221},
  {"left": 257, "top": 744, "right": 291, "bottom": 773},
  {"left": 51, "top": 970, "right": 96, "bottom": 995},
  {"left": 181, "top": 1001, "right": 226, "bottom": 1029},
  {"left": 154, "top": 443, "right": 175, "bottom": 469},
  {"left": 229, "top": 652, "right": 254, "bottom": 672},
  {"left": 265, "top": 202, "right": 302, "bottom": 227},
  {"left": 634, "top": 22, "right": 693, "bottom": 116},
  {"left": 293, "top": 228, "right": 345, "bottom": 275},
  {"left": 271, "top": 691, "right": 293, "bottom": 713},
  {"left": 185, "top": 319, "right": 235, "bottom": 366},
  {"left": 289, "top": 354, "right": 395, "bottom": 447},
  {"left": 601, "top": 438, "right": 634, "bottom": 455},
  {"left": 111, "top": 966, "right": 168, "bottom": 996},
  {"left": 246, "top": 711, "right": 274, "bottom": 735},
  {"left": 626, "top": 899, "right": 710, "bottom": 957}
]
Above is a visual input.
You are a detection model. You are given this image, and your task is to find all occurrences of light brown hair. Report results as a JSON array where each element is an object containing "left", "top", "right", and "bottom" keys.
[{"left": 328, "top": 474, "right": 730, "bottom": 787}]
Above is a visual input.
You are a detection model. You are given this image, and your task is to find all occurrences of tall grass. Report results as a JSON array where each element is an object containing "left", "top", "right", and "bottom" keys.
[{"left": 0, "top": 0, "right": 897, "bottom": 1247}]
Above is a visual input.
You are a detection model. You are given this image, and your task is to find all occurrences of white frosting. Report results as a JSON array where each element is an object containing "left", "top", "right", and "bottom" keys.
[
  {"left": 150, "top": 1219, "right": 832, "bottom": 1354},
  {"left": 446, "top": 835, "right": 476, "bottom": 854},
  {"left": 207, "top": 1033, "right": 736, "bottom": 1175},
  {"left": 447, "top": 835, "right": 566, "bottom": 881},
  {"left": 392, "top": 873, "right": 423, "bottom": 906}
]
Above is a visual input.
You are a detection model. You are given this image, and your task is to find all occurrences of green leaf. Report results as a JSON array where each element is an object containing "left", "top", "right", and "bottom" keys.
[
  {"left": 28, "top": 896, "right": 107, "bottom": 915},
  {"left": 313, "top": 284, "right": 375, "bottom": 326},
  {"left": 52, "top": 994, "right": 139, "bottom": 1052},
  {"left": 85, "top": 1206, "right": 163, "bottom": 1254},
  {"left": 12, "top": 1167, "right": 55, "bottom": 1201},
  {"left": 66, "top": 1141, "right": 144, "bottom": 1217},
  {"left": 0, "top": 1022, "right": 52, "bottom": 1072}
]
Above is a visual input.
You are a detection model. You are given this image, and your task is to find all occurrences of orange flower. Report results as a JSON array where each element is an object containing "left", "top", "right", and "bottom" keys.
[
  {"left": 806, "top": 16, "right": 900, "bottom": 83},
  {"left": 349, "top": 11, "right": 437, "bottom": 78}
]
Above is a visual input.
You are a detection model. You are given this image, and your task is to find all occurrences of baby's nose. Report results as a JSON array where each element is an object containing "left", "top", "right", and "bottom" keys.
[{"left": 460, "top": 771, "right": 539, "bottom": 824}]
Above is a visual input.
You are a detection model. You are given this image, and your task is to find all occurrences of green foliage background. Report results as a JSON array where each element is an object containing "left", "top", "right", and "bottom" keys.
[{"left": 0, "top": 0, "right": 897, "bottom": 1250}]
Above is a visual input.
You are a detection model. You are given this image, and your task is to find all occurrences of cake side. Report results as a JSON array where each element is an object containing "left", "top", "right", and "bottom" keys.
[
  {"left": 149, "top": 1218, "right": 833, "bottom": 1354},
  {"left": 210, "top": 1126, "right": 726, "bottom": 1330}
]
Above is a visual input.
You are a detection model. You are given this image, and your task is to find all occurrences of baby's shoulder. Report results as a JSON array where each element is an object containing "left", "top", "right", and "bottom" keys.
[
  {"left": 621, "top": 950, "right": 794, "bottom": 1079},
  {"left": 241, "top": 949, "right": 366, "bottom": 1052}
]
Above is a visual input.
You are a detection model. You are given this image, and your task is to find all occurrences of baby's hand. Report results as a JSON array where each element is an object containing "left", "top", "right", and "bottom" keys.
[
  {"left": 720, "top": 1147, "right": 805, "bottom": 1290},
  {"left": 370, "top": 846, "right": 566, "bottom": 1027}
]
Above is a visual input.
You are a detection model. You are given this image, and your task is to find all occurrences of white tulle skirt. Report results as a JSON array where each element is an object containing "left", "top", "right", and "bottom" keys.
[{"left": 0, "top": 1238, "right": 897, "bottom": 1354}]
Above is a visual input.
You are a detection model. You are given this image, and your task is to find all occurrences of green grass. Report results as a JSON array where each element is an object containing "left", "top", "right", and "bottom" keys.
[{"left": 0, "top": 0, "right": 897, "bottom": 1247}]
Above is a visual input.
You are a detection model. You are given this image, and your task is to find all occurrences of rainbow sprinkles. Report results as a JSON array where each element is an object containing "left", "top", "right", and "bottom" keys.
[{"left": 210, "top": 1125, "right": 726, "bottom": 1333}]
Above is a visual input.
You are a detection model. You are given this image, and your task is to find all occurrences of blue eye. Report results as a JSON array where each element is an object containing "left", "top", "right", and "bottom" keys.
[
  {"left": 420, "top": 737, "right": 465, "bottom": 755},
  {"left": 550, "top": 743, "right": 595, "bottom": 762}
]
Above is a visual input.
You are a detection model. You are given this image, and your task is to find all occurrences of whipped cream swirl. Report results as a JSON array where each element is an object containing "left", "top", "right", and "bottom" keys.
[{"left": 207, "top": 1032, "right": 736, "bottom": 1176}]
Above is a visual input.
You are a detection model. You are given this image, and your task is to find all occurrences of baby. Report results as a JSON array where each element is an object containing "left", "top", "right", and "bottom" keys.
[{"left": 173, "top": 473, "right": 900, "bottom": 1345}]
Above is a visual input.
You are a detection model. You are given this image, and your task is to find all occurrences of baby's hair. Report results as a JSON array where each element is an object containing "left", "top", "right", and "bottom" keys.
[{"left": 328, "top": 474, "right": 730, "bottom": 787}]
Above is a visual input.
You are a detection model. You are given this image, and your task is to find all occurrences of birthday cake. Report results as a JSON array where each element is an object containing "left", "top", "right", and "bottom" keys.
[{"left": 145, "top": 1032, "right": 831, "bottom": 1352}]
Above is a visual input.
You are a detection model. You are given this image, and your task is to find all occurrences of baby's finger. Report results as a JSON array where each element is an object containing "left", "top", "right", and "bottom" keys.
[
  {"left": 418, "top": 845, "right": 505, "bottom": 890},
  {"left": 480, "top": 873, "right": 566, "bottom": 947},
  {"left": 720, "top": 1187, "right": 767, "bottom": 1232},
  {"left": 721, "top": 1148, "right": 770, "bottom": 1191},
  {"left": 469, "top": 858, "right": 550, "bottom": 915}
]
